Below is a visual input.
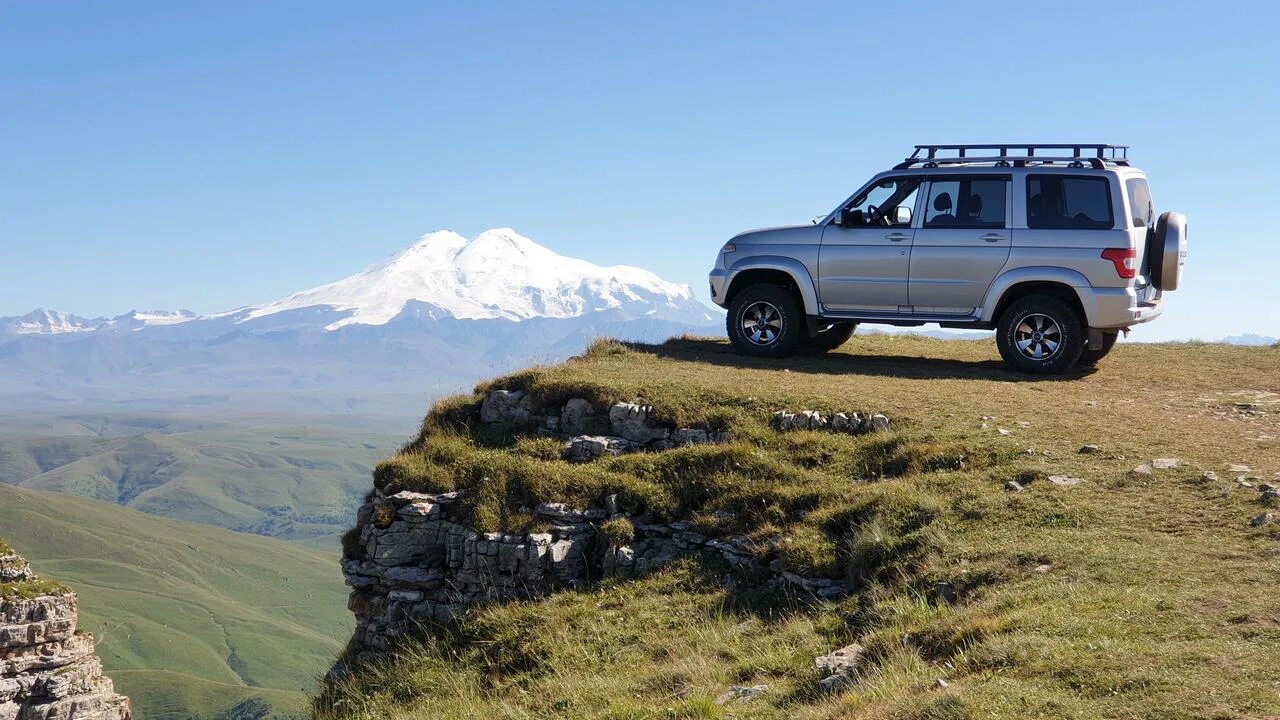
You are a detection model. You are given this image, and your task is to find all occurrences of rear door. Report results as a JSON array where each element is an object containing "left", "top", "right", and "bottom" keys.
[
  {"left": 908, "top": 175, "right": 1012, "bottom": 314},
  {"left": 818, "top": 176, "right": 921, "bottom": 313}
]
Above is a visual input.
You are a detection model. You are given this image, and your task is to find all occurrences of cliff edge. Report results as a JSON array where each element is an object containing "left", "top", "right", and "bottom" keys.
[{"left": 1, "top": 540, "right": 131, "bottom": 720}]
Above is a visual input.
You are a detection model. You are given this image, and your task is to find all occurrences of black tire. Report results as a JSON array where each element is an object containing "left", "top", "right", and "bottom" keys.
[
  {"left": 995, "top": 295, "right": 1085, "bottom": 375},
  {"left": 1076, "top": 332, "right": 1118, "bottom": 366},
  {"left": 726, "top": 284, "right": 803, "bottom": 358},
  {"left": 801, "top": 322, "right": 856, "bottom": 353}
]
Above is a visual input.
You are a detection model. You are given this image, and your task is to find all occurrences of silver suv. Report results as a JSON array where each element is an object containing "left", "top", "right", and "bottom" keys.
[{"left": 708, "top": 143, "right": 1188, "bottom": 374}]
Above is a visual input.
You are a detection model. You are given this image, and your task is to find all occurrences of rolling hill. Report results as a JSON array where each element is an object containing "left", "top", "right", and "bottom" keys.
[
  {"left": 0, "top": 482, "right": 352, "bottom": 720},
  {"left": 0, "top": 415, "right": 402, "bottom": 546}
]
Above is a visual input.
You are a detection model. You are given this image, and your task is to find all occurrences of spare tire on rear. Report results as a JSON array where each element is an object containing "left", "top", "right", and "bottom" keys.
[{"left": 1147, "top": 211, "right": 1188, "bottom": 291}]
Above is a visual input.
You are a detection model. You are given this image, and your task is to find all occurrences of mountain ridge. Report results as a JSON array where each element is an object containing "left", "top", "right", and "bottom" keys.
[{"left": 4, "top": 228, "right": 714, "bottom": 336}]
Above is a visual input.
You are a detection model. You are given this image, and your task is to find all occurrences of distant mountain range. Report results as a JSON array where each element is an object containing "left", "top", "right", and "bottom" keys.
[{"left": 0, "top": 229, "right": 718, "bottom": 417}]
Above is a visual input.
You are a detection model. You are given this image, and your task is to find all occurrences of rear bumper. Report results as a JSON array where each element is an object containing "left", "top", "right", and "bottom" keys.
[{"left": 1086, "top": 286, "right": 1163, "bottom": 329}]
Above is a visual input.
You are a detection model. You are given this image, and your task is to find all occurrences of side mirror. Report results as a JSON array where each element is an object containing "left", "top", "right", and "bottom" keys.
[
  {"left": 893, "top": 206, "right": 912, "bottom": 226},
  {"left": 839, "top": 208, "right": 863, "bottom": 226}
]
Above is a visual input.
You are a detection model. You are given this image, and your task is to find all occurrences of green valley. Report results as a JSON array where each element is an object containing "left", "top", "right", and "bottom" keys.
[
  {"left": 0, "top": 415, "right": 404, "bottom": 547},
  {"left": 0, "top": 482, "right": 353, "bottom": 720}
]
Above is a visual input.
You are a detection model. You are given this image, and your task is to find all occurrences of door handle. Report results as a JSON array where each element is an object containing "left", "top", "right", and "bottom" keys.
[
  {"left": 885, "top": 233, "right": 910, "bottom": 242},
  {"left": 980, "top": 233, "right": 1006, "bottom": 243}
]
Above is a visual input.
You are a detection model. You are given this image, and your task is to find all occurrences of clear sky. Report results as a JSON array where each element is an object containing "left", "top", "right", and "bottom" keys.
[{"left": 2, "top": 1, "right": 1276, "bottom": 340}]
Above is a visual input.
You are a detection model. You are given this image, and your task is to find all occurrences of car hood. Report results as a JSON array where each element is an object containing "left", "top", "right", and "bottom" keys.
[{"left": 730, "top": 223, "right": 824, "bottom": 245}]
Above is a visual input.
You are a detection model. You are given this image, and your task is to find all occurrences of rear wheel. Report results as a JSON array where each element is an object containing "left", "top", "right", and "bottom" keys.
[
  {"left": 726, "top": 284, "right": 802, "bottom": 358},
  {"left": 995, "top": 295, "right": 1085, "bottom": 374},
  {"left": 801, "top": 322, "right": 856, "bottom": 353},
  {"left": 1076, "top": 332, "right": 1118, "bottom": 366}
]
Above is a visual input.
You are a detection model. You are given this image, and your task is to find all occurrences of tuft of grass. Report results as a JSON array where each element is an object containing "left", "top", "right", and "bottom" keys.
[{"left": 598, "top": 517, "right": 636, "bottom": 546}]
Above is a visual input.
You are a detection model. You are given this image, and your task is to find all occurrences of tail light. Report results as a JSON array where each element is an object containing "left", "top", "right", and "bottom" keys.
[{"left": 1101, "top": 247, "right": 1137, "bottom": 279}]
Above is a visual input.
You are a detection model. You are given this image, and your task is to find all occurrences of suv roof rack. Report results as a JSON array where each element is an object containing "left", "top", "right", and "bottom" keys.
[{"left": 894, "top": 143, "right": 1130, "bottom": 170}]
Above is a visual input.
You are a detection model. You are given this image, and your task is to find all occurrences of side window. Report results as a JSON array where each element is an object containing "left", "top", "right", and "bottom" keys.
[
  {"left": 844, "top": 177, "right": 921, "bottom": 227},
  {"left": 1027, "top": 175, "right": 1114, "bottom": 230},
  {"left": 1125, "top": 178, "right": 1154, "bottom": 228},
  {"left": 924, "top": 178, "right": 1007, "bottom": 228}
]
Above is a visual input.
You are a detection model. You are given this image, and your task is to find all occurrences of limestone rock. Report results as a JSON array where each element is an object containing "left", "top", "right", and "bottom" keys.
[
  {"left": 672, "top": 428, "right": 709, "bottom": 445},
  {"left": 564, "top": 435, "right": 635, "bottom": 462},
  {"left": 814, "top": 642, "right": 863, "bottom": 692},
  {"left": 1047, "top": 475, "right": 1084, "bottom": 487},
  {"left": 480, "top": 390, "right": 533, "bottom": 425},
  {"left": 1078, "top": 444, "right": 1101, "bottom": 454},
  {"left": 608, "top": 403, "right": 669, "bottom": 444},
  {"left": 715, "top": 684, "right": 768, "bottom": 705},
  {"left": 0, "top": 546, "right": 130, "bottom": 719},
  {"left": 560, "top": 398, "right": 608, "bottom": 436},
  {"left": 1151, "top": 458, "right": 1182, "bottom": 470},
  {"left": 870, "top": 414, "right": 891, "bottom": 432}
]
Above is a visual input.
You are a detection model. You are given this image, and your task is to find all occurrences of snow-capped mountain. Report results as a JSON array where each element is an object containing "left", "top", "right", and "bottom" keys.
[
  {"left": 244, "top": 228, "right": 712, "bottom": 329},
  {"left": 6, "top": 229, "right": 714, "bottom": 336},
  {"left": 0, "top": 229, "right": 718, "bottom": 417}
]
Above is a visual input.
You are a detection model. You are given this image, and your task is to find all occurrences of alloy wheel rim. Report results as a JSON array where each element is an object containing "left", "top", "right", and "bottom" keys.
[
  {"left": 1014, "top": 313, "right": 1062, "bottom": 360},
  {"left": 741, "top": 301, "right": 783, "bottom": 345}
]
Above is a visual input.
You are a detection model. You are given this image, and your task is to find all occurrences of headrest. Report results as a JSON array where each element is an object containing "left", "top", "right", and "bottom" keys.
[
  {"left": 933, "top": 192, "right": 952, "bottom": 212},
  {"left": 966, "top": 194, "right": 983, "bottom": 215}
]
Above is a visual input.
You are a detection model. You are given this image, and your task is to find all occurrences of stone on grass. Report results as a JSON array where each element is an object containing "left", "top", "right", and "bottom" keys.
[
  {"left": 672, "top": 428, "right": 709, "bottom": 445},
  {"left": 1078, "top": 444, "right": 1101, "bottom": 454},
  {"left": 934, "top": 581, "right": 958, "bottom": 604},
  {"left": 715, "top": 685, "right": 769, "bottom": 705},
  {"left": 1129, "top": 464, "right": 1154, "bottom": 478},
  {"left": 609, "top": 403, "right": 669, "bottom": 444},
  {"left": 870, "top": 414, "right": 891, "bottom": 432},
  {"left": 1047, "top": 475, "right": 1084, "bottom": 487},
  {"left": 561, "top": 398, "right": 608, "bottom": 435},
  {"left": 480, "top": 389, "right": 533, "bottom": 425},
  {"left": 1236, "top": 478, "right": 1255, "bottom": 488},
  {"left": 1228, "top": 464, "right": 1252, "bottom": 473},
  {"left": 564, "top": 435, "right": 634, "bottom": 462},
  {"left": 1004, "top": 480, "right": 1025, "bottom": 492},
  {"left": 1200, "top": 470, "right": 1219, "bottom": 482},
  {"left": 997, "top": 428, "right": 1011, "bottom": 436},
  {"left": 814, "top": 643, "right": 863, "bottom": 692},
  {"left": 1151, "top": 458, "right": 1182, "bottom": 470},
  {"left": 1251, "top": 512, "right": 1274, "bottom": 528}
]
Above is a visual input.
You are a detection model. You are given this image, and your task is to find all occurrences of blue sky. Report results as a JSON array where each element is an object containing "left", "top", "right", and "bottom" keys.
[{"left": 1, "top": 1, "right": 1276, "bottom": 340}]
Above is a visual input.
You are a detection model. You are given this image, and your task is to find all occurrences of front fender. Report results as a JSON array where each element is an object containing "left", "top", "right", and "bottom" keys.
[
  {"left": 980, "top": 267, "right": 1094, "bottom": 324},
  {"left": 725, "top": 256, "right": 821, "bottom": 315}
]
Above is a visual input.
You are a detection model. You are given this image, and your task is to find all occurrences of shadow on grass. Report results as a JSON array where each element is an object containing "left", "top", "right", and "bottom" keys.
[{"left": 619, "top": 336, "right": 1097, "bottom": 383}]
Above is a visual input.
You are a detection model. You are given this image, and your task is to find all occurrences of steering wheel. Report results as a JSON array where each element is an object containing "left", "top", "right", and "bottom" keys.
[{"left": 866, "top": 204, "right": 890, "bottom": 226}]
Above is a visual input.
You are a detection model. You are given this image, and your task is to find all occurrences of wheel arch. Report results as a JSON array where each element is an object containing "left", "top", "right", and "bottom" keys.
[
  {"left": 724, "top": 258, "right": 819, "bottom": 315},
  {"left": 982, "top": 268, "right": 1093, "bottom": 326}
]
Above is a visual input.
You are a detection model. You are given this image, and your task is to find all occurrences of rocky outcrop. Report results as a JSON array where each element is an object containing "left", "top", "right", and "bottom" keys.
[
  {"left": 339, "top": 390, "right": 896, "bottom": 660},
  {"left": 0, "top": 545, "right": 130, "bottom": 720},
  {"left": 341, "top": 489, "right": 850, "bottom": 660}
]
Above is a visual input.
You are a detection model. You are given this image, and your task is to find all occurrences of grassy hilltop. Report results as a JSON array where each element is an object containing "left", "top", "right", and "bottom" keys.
[
  {"left": 1, "top": 483, "right": 353, "bottom": 720},
  {"left": 320, "top": 334, "right": 1280, "bottom": 720}
]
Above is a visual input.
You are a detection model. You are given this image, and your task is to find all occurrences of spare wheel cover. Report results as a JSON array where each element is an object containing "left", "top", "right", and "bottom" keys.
[{"left": 1159, "top": 211, "right": 1188, "bottom": 291}]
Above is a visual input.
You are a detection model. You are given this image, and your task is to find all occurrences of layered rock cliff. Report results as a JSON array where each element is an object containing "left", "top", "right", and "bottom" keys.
[
  {"left": 0, "top": 542, "right": 130, "bottom": 720},
  {"left": 340, "top": 387, "right": 893, "bottom": 659}
]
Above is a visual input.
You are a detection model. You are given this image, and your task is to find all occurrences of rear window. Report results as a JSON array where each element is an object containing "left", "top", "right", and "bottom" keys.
[
  {"left": 1126, "top": 178, "right": 1154, "bottom": 228},
  {"left": 1026, "top": 175, "right": 1114, "bottom": 230}
]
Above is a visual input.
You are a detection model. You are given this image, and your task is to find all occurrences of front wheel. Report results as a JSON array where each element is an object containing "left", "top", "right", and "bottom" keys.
[
  {"left": 801, "top": 322, "right": 856, "bottom": 353},
  {"left": 1076, "top": 332, "right": 1118, "bottom": 366},
  {"left": 726, "top": 284, "right": 802, "bottom": 358},
  {"left": 995, "top": 295, "right": 1085, "bottom": 374}
]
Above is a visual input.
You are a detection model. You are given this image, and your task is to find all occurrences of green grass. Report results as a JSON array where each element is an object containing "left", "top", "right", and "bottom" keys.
[
  {"left": 0, "top": 416, "right": 402, "bottom": 546},
  {"left": 318, "top": 334, "right": 1280, "bottom": 719},
  {"left": 1, "top": 483, "right": 352, "bottom": 720}
]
